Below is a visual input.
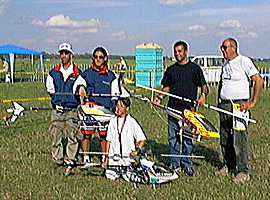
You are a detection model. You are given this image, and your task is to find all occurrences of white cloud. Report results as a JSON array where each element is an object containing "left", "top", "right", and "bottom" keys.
[
  {"left": 188, "top": 25, "right": 206, "bottom": 32},
  {"left": 184, "top": 7, "right": 252, "bottom": 17},
  {"left": 247, "top": 32, "right": 258, "bottom": 38},
  {"left": 31, "top": 14, "right": 102, "bottom": 34},
  {"left": 220, "top": 19, "right": 241, "bottom": 29},
  {"left": 111, "top": 31, "right": 134, "bottom": 40},
  {"left": 217, "top": 20, "right": 258, "bottom": 39},
  {"left": 160, "top": 0, "right": 195, "bottom": 6},
  {"left": 32, "top": 14, "right": 101, "bottom": 28}
]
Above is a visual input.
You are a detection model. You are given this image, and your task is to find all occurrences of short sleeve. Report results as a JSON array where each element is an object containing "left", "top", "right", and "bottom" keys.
[
  {"left": 132, "top": 118, "right": 147, "bottom": 142},
  {"left": 194, "top": 64, "right": 207, "bottom": 87},
  {"left": 106, "top": 120, "right": 115, "bottom": 142},
  {"left": 161, "top": 67, "right": 173, "bottom": 87},
  {"left": 242, "top": 57, "right": 260, "bottom": 78}
]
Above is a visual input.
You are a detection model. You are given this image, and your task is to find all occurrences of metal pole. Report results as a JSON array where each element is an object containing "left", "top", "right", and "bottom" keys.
[{"left": 137, "top": 84, "right": 256, "bottom": 123}]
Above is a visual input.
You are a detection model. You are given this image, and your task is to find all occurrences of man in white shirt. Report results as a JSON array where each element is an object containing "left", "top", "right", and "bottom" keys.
[
  {"left": 216, "top": 38, "right": 263, "bottom": 184},
  {"left": 102, "top": 97, "right": 147, "bottom": 180}
]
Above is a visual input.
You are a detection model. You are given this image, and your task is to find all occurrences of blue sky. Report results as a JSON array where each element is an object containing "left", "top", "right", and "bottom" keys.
[{"left": 0, "top": 0, "right": 270, "bottom": 58}]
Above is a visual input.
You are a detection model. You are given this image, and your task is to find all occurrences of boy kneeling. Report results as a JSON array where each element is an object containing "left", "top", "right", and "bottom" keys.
[{"left": 102, "top": 97, "right": 147, "bottom": 180}]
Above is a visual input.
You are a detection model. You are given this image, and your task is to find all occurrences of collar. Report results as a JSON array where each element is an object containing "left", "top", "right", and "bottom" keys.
[
  {"left": 91, "top": 63, "right": 109, "bottom": 74},
  {"left": 54, "top": 63, "right": 79, "bottom": 77}
]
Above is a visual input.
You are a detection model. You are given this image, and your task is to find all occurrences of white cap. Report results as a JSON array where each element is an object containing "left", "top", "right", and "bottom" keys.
[{"left": 58, "top": 42, "right": 74, "bottom": 54}]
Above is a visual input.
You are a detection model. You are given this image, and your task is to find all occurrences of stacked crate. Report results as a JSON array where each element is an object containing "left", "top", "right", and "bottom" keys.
[{"left": 135, "top": 43, "right": 163, "bottom": 87}]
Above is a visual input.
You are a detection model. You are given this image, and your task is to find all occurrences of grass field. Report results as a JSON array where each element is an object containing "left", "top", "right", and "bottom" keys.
[{"left": 0, "top": 83, "right": 270, "bottom": 199}]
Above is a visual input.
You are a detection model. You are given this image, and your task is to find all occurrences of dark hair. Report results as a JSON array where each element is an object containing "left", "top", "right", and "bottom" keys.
[
  {"left": 173, "top": 40, "right": 188, "bottom": 51},
  {"left": 118, "top": 97, "right": 131, "bottom": 108},
  {"left": 92, "top": 46, "right": 108, "bottom": 66}
]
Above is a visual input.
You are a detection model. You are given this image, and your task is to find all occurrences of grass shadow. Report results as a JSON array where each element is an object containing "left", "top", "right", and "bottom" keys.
[
  {"left": 146, "top": 139, "right": 223, "bottom": 168},
  {"left": 146, "top": 139, "right": 170, "bottom": 166},
  {"left": 193, "top": 143, "right": 223, "bottom": 168}
]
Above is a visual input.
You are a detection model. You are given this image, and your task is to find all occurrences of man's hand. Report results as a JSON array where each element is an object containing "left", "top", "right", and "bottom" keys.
[
  {"left": 79, "top": 86, "right": 87, "bottom": 97},
  {"left": 240, "top": 101, "right": 256, "bottom": 111},
  {"left": 130, "top": 150, "right": 139, "bottom": 157},
  {"left": 153, "top": 95, "right": 163, "bottom": 105},
  {"left": 197, "top": 94, "right": 206, "bottom": 107}
]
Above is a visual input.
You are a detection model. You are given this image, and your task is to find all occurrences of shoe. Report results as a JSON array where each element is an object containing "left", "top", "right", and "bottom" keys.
[
  {"left": 80, "top": 161, "right": 92, "bottom": 169},
  {"left": 232, "top": 172, "right": 250, "bottom": 184},
  {"left": 63, "top": 159, "right": 75, "bottom": 176},
  {"left": 184, "top": 167, "right": 194, "bottom": 176},
  {"left": 63, "top": 165, "right": 74, "bottom": 176},
  {"left": 215, "top": 166, "right": 229, "bottom": 176}
]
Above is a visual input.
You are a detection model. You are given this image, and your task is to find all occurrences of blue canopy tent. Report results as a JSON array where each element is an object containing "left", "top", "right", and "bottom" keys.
[{"left": 0, "top": 44, "right": 44, "bottom": 83}]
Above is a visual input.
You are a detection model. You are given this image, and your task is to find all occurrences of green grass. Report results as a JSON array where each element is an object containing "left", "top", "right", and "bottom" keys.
[{"left": 0, "top": 83, "right": 270, "bottom": 199}]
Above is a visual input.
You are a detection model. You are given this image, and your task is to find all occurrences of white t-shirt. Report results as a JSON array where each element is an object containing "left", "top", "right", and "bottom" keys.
[
  {"left": 220, "top": 55, "right": 259, "bottom": 100},
  {"left": 106, "top": 114, "right": 146, "bottom": 165}
]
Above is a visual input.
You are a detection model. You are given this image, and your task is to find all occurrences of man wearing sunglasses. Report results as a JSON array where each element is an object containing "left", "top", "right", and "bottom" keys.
[
  {"left": 216, "top": 38, "right": 263, "bottom": 184},
  {"left": 74, "top": 47, "right": 120, "bottom": 168},
  {"left": 46, "top": 42, "right": 81, "bottom": 176}
]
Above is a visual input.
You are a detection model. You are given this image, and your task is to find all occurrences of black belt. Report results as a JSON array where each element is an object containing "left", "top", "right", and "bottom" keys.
[
  {"left": 219, "top": 99, "right": 248, "bottom": 104},
  {"left": 52, "top": 105, "right": 77, "bottom": 113}
]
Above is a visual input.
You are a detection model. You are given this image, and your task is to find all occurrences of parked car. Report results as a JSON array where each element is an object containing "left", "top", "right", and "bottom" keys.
[{"left": 191, "top": 55, "right": 224, "bottom": 83}]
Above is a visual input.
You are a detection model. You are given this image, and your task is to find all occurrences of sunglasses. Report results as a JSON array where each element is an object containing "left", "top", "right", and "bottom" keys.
[
  {"left": 59, "top": 50, "right": 71, "bottom": 55},
  {"left": 94, "top": 55, "right": 105, "bottom": 59},
  {"left": 220, "top": 45, "right": 232, "bottom": 51}
]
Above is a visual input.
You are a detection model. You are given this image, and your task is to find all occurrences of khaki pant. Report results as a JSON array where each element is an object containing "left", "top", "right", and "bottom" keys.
[{"left": 48, "top": 110, "right": 80, "bottom": 164}]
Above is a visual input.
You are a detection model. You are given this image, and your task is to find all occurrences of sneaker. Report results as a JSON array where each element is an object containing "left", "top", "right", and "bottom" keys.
[
  {"left": 215, "top": 166, "right": 229, "bottom": 176},
  {"left": 80, "top": 161, "right": 92, "bottom": 169},
  {"left": 184, "top": 167, "right": 194, "bottom": 176},
  {"left": 63, "top": 165, "right": 74, "bottom": 176},
  {"left": 232, "top": 172, "right": 250, "bottom": 184},
  {"left": 63, "top": 159, "right": 75, "bottom": 176}
]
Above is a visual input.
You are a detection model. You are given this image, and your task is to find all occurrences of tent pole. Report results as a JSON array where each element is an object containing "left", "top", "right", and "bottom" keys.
[
  {"left": 9, "top": 53, "right": 14, "bottom": 84},
  {"left": 40, "top": 54, "right": 44, "bottom": 83}
]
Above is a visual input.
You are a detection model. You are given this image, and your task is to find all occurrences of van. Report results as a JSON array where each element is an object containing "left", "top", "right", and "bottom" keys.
[{"left": 191, "top": 55, "right": 224, "bottom": 83}]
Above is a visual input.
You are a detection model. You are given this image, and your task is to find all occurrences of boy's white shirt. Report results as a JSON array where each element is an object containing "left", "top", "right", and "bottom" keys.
[{"left": 106, "top": 114, "right": 146, "bottom": 165}]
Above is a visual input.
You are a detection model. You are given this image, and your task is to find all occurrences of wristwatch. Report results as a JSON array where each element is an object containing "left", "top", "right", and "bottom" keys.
[
  {"left": 157, "top": 95, "right": 163, "bottom": 100},
  {"left": 201, "top": 93, "right": 206, "bottom": 97}
]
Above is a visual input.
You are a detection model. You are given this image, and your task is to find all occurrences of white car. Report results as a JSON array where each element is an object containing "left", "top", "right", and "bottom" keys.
[{"left": 191, "top": 55, "right": 224, "bottom": 83}]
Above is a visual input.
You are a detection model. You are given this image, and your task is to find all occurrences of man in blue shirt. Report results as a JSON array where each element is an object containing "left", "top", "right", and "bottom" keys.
[{"left": 46, "top": 42, "right": 81, "bottom": 176}]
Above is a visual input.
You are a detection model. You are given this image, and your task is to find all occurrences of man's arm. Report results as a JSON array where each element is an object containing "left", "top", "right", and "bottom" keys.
[
  {"left": 101, "top": 141, "right": 111, "bottom": 168},
  {"left": 241, "top": 73, "right": 263, "bottom": 111},
  {"left": 153, "top": 86, "right": 170, "bottom": 105},
  {"left": 130, "top": 140, "right": 146, "bottom": 157},
  {"left": 46, "top": 74, "right": 55, "bottom": 94},
  {"left": 197, "top": 84, "right": 209, "bottom": 106}
]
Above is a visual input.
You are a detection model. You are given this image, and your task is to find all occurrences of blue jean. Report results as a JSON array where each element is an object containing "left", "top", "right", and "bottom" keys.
[{"left": 168, "top": 116, "right": 193, "bottom": 169}]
